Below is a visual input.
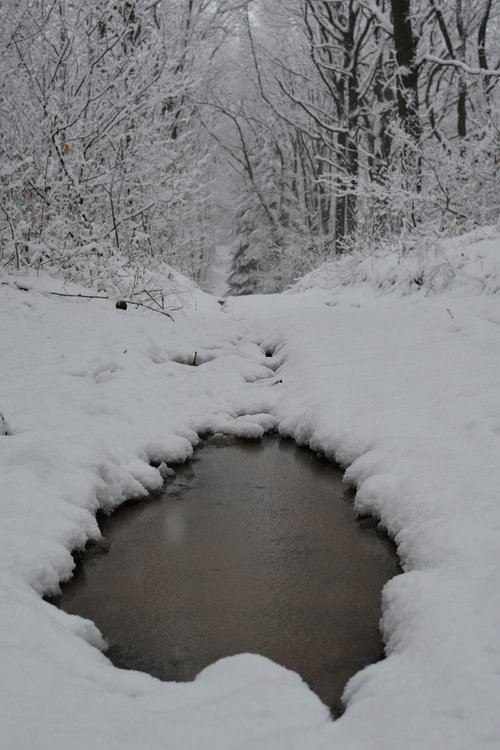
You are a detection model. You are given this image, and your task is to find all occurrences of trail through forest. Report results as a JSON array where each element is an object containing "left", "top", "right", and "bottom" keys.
[{"left": 1, "top": 226, "right": 500, "bottom": 749}]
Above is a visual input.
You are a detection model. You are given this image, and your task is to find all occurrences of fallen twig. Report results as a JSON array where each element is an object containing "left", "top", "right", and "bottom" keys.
[
  {"left": 140, "top": 289, "right": 165, "bottom": 310},
  {"left": 50, "top": 292, "right": 109, "bottom": 299},
  {"left": 125, "top": 299, "right": 174, "bottom": 320},
  {"left": 49, "top": 290, "right": 175, "bottom": 320}
]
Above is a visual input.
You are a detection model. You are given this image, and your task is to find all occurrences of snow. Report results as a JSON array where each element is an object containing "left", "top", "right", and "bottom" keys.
[
  {"left": 1, "top": 225, "right": 500, "bottom": 749},
  {"left": 201, "top": 243, "right": 235, "bottom": 296}
]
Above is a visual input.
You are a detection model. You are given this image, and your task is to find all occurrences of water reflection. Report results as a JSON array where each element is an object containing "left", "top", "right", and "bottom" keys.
[{"left": 52, "top": 436, "right": 400, "bottom": 715}]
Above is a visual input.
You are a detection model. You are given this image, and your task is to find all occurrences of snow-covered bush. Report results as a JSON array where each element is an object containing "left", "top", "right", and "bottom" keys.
[{"left": 291, "top": 224, "right": 500, "bottom": 297}]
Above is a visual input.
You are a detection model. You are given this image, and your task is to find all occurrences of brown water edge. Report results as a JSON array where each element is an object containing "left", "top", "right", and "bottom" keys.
[{"left": 50, "top": 435, "right": 400, "bottom": 717}]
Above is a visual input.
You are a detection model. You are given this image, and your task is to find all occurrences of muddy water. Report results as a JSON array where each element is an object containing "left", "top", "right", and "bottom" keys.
[{"left": 53, "top": 436, "right": 399, "bottom": 715}]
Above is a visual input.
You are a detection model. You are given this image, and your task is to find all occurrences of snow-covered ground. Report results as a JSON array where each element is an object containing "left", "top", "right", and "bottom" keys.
[
  {"left": 1, "top": 225, "right": 500, "bottom": 749},
  {"left": 201, "top": 243, "right": 235, "bottom": 296}
]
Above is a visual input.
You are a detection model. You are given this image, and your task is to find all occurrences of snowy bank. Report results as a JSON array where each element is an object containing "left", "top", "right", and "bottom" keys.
[
  {"left": 229, "top": 226, "right": 500, "bottom": 748},
  {"left": 1, "top": 226, "right": 500, "bottom": 749}
]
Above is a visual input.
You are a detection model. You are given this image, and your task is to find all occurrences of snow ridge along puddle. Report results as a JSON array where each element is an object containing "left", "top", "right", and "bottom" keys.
[{"left": 51, "top": 434, "right": 400, "bottom": 717}]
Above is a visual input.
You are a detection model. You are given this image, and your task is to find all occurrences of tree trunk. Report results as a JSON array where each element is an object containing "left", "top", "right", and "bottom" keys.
[
  {"left": 456, "top": 0, "right": 467, "bottom": 138},
  {"left": 390, "top": 0, "right": 422, "bottom": 189}
]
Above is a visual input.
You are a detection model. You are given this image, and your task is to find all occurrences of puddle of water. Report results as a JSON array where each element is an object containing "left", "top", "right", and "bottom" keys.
[{"left": 51, "top": 436, "right": 400, "bottom": 716}]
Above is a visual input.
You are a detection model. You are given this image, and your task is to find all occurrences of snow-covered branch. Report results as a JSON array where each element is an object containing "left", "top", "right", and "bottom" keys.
[{"left": 423, "top": 54, "right": 500, "bottom": 77}]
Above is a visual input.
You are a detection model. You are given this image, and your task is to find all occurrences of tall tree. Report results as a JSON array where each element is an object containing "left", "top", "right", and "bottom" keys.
[{"left": 390, "top": 0, "right": 422, "bottom": 185}]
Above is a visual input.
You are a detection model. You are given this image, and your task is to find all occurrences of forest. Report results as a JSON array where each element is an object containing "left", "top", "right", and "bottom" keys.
[
  {"left": 0, "top": 0, "right": 498, "bottom": 295},
  {"left": 2, "top": 3, "right": 500, "bottom": 747}
]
